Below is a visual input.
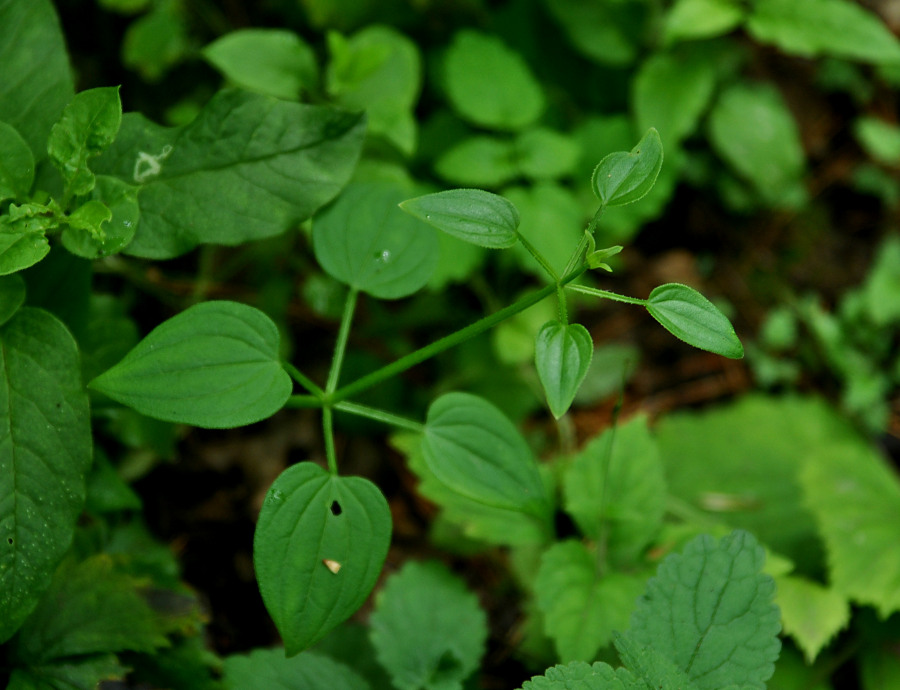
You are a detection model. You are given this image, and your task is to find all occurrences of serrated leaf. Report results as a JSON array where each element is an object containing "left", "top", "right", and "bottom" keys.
[
  {"left": 534, "top": 321, "right": 593, "bottom": 419},
  {"left": 628, "top": 531, "right": 782, "bottom": 690},
  {"left": 313, "top": 181, "right": 438, "bottom": 299},
  {"left": 90, "top": 300, "right": 292, "bottom": 428},
  {"left": 614, "top": 632, "right": 700, "bottom": 690},
  {"left": 223, "top": 648, "right": 370, "bottom": 690},
  {"left": 0, "top": 308, "right": 92, "bottom": 643},
  {"left": 399, "top": 188, "right": 519, "bottom": 249},
  {"left": 61, "top": 176, "right": 140, "bottom": 259},
  {"left": 521, "top": 661, "right": 644, "bottom": 690},
  {"left": 645, "top": 283, "right": 743, "bottom": 358},
  {"left": 663, "top": 0, "right": 745, "bottom": 44},
  {"left": 422, "top": 392, "right": 549, "bottom": 517},
  {"left": 591, "top": 129, "right": 664, "bottom": 207},
  {"left": 93, "top": 89, "right": 366, "bottom": 259},
  {"left": 443, "top": 30, "right": 544, "bottom": 131},
  {"left": 0, "top": 273, "right": 25, "bottom": 327},
  {"left": 773, "top": 574, "right": 850, "bottom": 662},
  {"left": 370, "top": 561, "right": 487, "bottom": 690},
  {"left": 801, "top": 443, "right": 900, "bottom": 617},
  {"left": 535, "top": 540, "right": 646, "bottom": 662},
  {"left": 0, "top": 121, "right": 34, "bottom": 202},
  {"left": 253, "top": 462, "right": 391, "bottom": 655}
]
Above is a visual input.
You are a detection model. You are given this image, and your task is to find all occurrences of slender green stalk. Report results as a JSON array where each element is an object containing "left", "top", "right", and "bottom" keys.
[
  {"left": 283, "top": 362, "right": 325, "bottom": 398},
  {"left": 322, "top": 407, "right": 338, "bottom": 475},
  {"left": 556, "top": 282, "right": 568, "bottom": 324},
  {"left": 562, "top": 206, "right": 605, "bottom": 277},
  {"left": 334, "top": 401, "right": 424, "bottom": 433},
  {"left": 566, "top": 284, "right": 647, "bottom": 306},
  {"left": 284, "top": 394, "right": 324, "bottom": 409},
  {"left": 326, "top": 288, "right": 358, "bottom": 394},
  {"left": 516, "top": 230, "right": 559, "bottom": 281},
  {"left": 332, "top": 266, "right": 588, "bottom": 404}
]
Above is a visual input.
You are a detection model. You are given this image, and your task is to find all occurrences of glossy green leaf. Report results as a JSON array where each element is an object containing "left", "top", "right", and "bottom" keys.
[
  {"left": 0, "top": 0, "right": 74, "bottom": 158},
  {"left": 89, "top": 300, "right": 292, "bottom": 428},
  {"left": 664, "top": 0, "right": 745, "bottom": 44},
  {"left": 534, "top": 320, "right": 593, "bottom": 419},
  {"left": 0, "top": 121, "right": 34, "bottom": 202},
  {"left": 0, "top": 274, "right": 25, "bottom": 327},
  {"left": 422, "top": 392, "right": 549, "bottom": 517},
  {"left": 628, "top": 531, "right": 782, "bottom": 690},
  {"left": 312, "top": 181, "right": 438, "bottom": 299},
  {"left": 773, "top": 574, "right": 850, "bottom": 663},
  {"left": 0, "top": 308, "right": 92, "bottom": 643},
  {"left": 223, "top": 649, "right": 370, "bottom": 690},
  {"left": 801, "top": 443, "right": 900, "bottom": 617},
  {"left": 591, "top": 129, "right": 664, "bottom": 207},
  {"left": 370, "top": 561, "right": 487, "bottom": 690},
  {"left": 61, "top": 176, "right": 140, "bottom": 259},
  {"left": 93, "top": 89, "right": 366, "bottom": 258},
  {"left": 400, "top": 188, "right": 519, "bottom": 249},
  {"left": 747, "top": 0, "right": 900, "bottom": 64},
  {"left": 434, "top": 135, "right": 517, "bottom": 187},
  {"left": 203, "top": 29, "right": 318, "bottom": 100},
  {"left": 645, "top": 283, "right": 743, "bottom": 358},
  {"left": 253, "top": 462, "right": 391, "bottom": 655},
  {"left": 521, "top": 662, "right": 644, "bottom": 690},
  {"left": 563, "top": 415, "right": 665, "bottom": 564},
  {"left": 535, "top": 540, "right": 646, "bottom": 662},
  {"left": 442, "top": 30, "right": 544, "bottom": 131},
  {"left": 48, "top": 87, "right": 122, "bottom": 197}
]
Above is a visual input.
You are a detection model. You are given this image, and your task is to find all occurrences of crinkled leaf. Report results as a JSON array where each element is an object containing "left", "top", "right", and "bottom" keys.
[
  {"left": 89, "top": 300, "right": 292, "bottom": 428},
  {"left": 93, "top": 89, "right": 366, "bottom": 258},
  {"left": 0, "top": 274, "right": 25, "bottom": 327},
  {"left": 399, "top": 188, "right": 519, "bottom": 249},
  {"left": 435, "top": 135, "right": 517, "bottom": 187},
  {"left": 521, "top": 661, "right": 644, "bottom": 690},
  {"left": 442, "top": 30, "right": 544, "bottom": 131},
  {"left": 664, "top": 0, "right": 745, "bottom": 44},
  {"left": 370, "top": 561, "right": 487, "bottom": 690},
  {"left": 0, "top": 308, "right": 92, "bottom": 643},
  {"left": 628, "top": 531, "right": 782, "bottom": 690},
  {"left": 422, "top": 392, "right": 549, "bottom": 517},
  {"left": 61, "top": 176, "right": 140, "bottom": 259},
  {"left": 614, "top": 633, "right": 700, "bottom": 690},
  {"left": 534, "top": 320, "right": 593, "bottom": 419},
  {"left": 203, "top": 29, "right": 318, "bottom": 100},
  {"left": 801, "top": 443, "right": 900, "bottom": 617},
  {"left": 591, "top": 129, "right": 664, "bottom": 207},
  {"left": 223, "top": 649, "right": 370, "bottom": 690},
  {"left": 0, "top": 203, "right": 56, "bottom": 275},
  {"left": 313, "top": 181, "right": 438, "bottom": 299},
  {"left": 0, "top": 121, "right": 34, "bottom": 202},
  {"left": 773, "top": 574, "right": 850, "bottom": 663},
  {"left": 646, "top": 283, "right": 743, "bottom": 358},
  {"left": 535, "top": 540, "right": 646, "bottom": 662},
  {"left": 253, "top": 462, "right": 391, "bottom": 655}
]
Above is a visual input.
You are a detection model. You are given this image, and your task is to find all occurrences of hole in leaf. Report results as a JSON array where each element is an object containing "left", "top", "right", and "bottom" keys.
[
  {"left": 6, "top": 538, "right": 12, "bottom": 545},
  {"left": 330, "top": 500, "right": 342, "bottom": 516}
]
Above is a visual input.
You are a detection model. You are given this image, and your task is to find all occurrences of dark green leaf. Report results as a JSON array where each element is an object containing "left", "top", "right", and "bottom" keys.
[
  {"left": 224, "top": 649, "right": 370, "bottom": 690},
  {"left": 773, "top": 574, "right": 849, "bottom": 663},
  {"left": 90, "top": 301, "right": 292, "bottom": 428},
  {"left": 400, "top": 188, "right": 519, "bottom": 249},
  {"left": 521, "top": 661, "right": 644, "bottom": 689},
  {"left": 0, "top": 121, "right": 34, "bottom": 202},
  {"left": 534, "top": 320, "right": 593, "bottom": 418},
  {"left": 253, "top": 462, "right": 391, "bottom": 655},
  {"left": 0, "top": 274, "right": 26, "bottom": 327},
  {"left": 645, "top": 283, "right": 743, "bottom": 358},
  {"left": 0, "top": 203, "right": 56, "bottom": 275},
  {"left": 614, "top": 633, "right": 700, "bottom": 690},
  {"left": 515, "top": 128, "right": 579, "bottom": 181},
  {"left": 544, "top": 0, "right": 644, "bottom": 66},
  {"left": 8, "top": 654, "right": 126, "bottom": 690},
  {"left": 591, "top": 129, "right": 664, "bottom": 207}
]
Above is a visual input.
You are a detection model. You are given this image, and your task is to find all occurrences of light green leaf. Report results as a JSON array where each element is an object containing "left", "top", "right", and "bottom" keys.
[
  {"left": 223, "top": 649, "right": 370, "bottom": 690},
  {"left": 591, "top": 129, "right": 664, "bottom": 207},
  {"left": 645, "top": 283, "right": 744, "bottom": 358},
  {"left": 855, "top": 117, "right": 900, "bottom": 166},
  {"left": 543, "top": 0, "right": 644, "bottom": 66},
  {"left": 0, "top": 0, "right": 74, "bottom": 158},
  {"left": 8, "top": 654, "right": 126, "bottom": 690},
  {"left": 203, "top": 29, "right": 318, "bottom": 100},
  {"left": 860, "top": 233, "right": 900, "bottom": 326},
  {"left": 773, "top": 574, "right": 850, "bottom": 663},
  {"left": 534, "top": 320, "right": 593, "bottom": 419},
  {"left": 400, "top": 188, "right": 519, "bottom": 249},
  {"left": 434, "top": 135, "right": 517, "bottom": 187},
  {"left": 521, "top": 661, "right": 644, "bottom": 690},
  {"left": 515, "top": 128, "right": 579, "bottom": 181},
  {"left": 48, "top": 87, "right": 122, "bottom": 197},
  {"left": 535, "top": 540, "right": 646, "bottom": 662},
  {"left": 253, "top": 462, "right": 391, "bottom": 655},
  {"left": 747, "top": 0, "right": 900, "bottom": 64},
  {"left": 61, "top": 176, "right": 140, "bottom": 259},
  {"left": 370, "top": 561, "right": 487, "bottom": 690},
  {"left": 442, "top": 30, "right": 544, "bottom": 131},
  {"left": 0, "top": 274, "right": 25, "bottom": 327},
  {"left": 801, "top": 443, "right": 900, "bottom": 617},
  {"left": 613, "top": 633, "right": 700, "bottom": 690},
  {"left": 0, "top": 308, "right": 92, "bottom": 643},
  {"left": 0, "top": 121, "right": 34, "bottom": 202},
  {"left": 628, "top": 531, "right": 782, "bottom": 690},
  {"left": 663, "top": 0, "right": 745, "bottom": 44},
  {"left": 64, "top": 200, "right": 112, "bottom": 239},
  {"left": 707, "top": 83, "right": 806, "bottom": 206},
  {"left": 93, "top": 89, "right": 366, "bottom": 259},
  {"left": 422, "top": 392, "right": 549, "bottom": 517},
  {"left": 312, "top": 181, "right": 438, "bottom": 299},
  {"left": 89, "top": 300, "right": 292, "bottom": 428},
  {"left": 563, "top": 415, "right": 665, "bottom": 564},
  {"left": 492, "top": 295, "right": 556, "bottom": 366},
  {"left": 0, "top": 203, "right": 56, "bottom": 275}
]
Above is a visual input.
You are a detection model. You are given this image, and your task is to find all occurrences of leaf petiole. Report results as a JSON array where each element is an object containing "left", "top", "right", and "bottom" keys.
[
  {"left": 566, "top": 284, "right": 647, "bottom": 306},
  {"left": 334, "top": 401, "right": 424, "bottom": 433},
  {"left": 283, "top": 362, "right": 325, "bottom": 398}
]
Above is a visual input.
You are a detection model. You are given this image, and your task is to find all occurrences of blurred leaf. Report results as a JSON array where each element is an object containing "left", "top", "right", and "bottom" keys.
[
  {"left": 854, "top": 117, "right": 900, "bottom": 166},
  {"left": 492, "top": 295, "right": 555, "bottom": 366},
  {"left": 773, "top": 574, "right": 850, "bottom": 663},
  {"left": 8, "top": 654, "right": 126, "bottom": 690},
  {"left": 574, "top": 344, "right": 640, "bottom": 404},
  {"left": 663, "top": 0, "right": 745, "bottom": 44},
  {"left": 0, "top": 273, "right": 25, "bottom": 327},
  {"left": 0, "top": 122, "right": 34, "bottom": 202},
  {"left": 543, "top": 0, "right": 644, "bottom": 66},
  {"left": 122, "top": 0, "right": 190, "bottom": 82},
  {"left": 860, "top": 233, "right": 900, "bottom": 325},
  {"left": 515, "top": 128, "right": 579, "bottom": 181},
  {"left": 435, "top": 135, "right": 517, "bottom": 187}
]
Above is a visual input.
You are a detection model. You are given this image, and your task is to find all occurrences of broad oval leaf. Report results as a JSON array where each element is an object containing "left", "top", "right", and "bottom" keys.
[
  {"left": 0, "top": 121, "right": 34, "bottom": 202},
  {"left": 253, "top": 462, "right": 391, "bottom": 656},
  {"left": 591, "top": 128, "right": 663, "bottom": 207},
  {"left": 422, "top": 392, "right": 549, "bottom": 517},
  {"left": 645, "top": 283, "right": 743, "bottom": 359},
  {"left": 534, "top": 320, "right": 593, "bottom": 419},
  {"left": 0, "top": 274, "right": 25, "bottom": 327},
  {"left": 399, "top": 188, "right": 519, "bottom": 249},
  {"left": 0, "top": 308, "right": 92, "bottom": 643},
  {"left": 89, "top": 300, "right": 292, "bottom": 428},
  {"left": 313, "top": 181, "right": 438, "bottom": 299}
]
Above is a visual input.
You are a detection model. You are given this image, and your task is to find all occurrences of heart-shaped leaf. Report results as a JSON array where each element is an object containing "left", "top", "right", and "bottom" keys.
[
  {"left": 253, "top": 462, "right": 391, "bottom": 656},
  {"left": 645, "top": 283, "right": 743, "bottom": 359},
  {"left": 399, "top": 188, "right": 519, "bottom": 249},
  {"left": 591, "top": 128, "right": 663, "bottom": 207},
  {"left": 535, "top": 320, "right": 593, "bottom": 418}
]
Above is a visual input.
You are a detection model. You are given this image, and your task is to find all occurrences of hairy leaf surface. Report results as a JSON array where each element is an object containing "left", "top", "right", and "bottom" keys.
[
  {"left": 223, "top": 649, "right": 370, "bottom": 690},
  {"left": 521, "top": 661, "right": 643, "bottom": 690}
]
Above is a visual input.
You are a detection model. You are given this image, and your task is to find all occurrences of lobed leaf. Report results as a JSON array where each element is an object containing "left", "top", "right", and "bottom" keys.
[
  {"left": 591, "top": 128, "right": 663, "bottom": 207},
  {"left": 399, "top": 188, "right": 519, "bottom": 249},
  {"left": 645, "top": 282, "right": 743, "bottom": 358},
  {"left": 223, "top": 649, "right": 370, "bottom": 690},
  {"left": 534, "top": 320, "right": 593, "bottom": 418}
]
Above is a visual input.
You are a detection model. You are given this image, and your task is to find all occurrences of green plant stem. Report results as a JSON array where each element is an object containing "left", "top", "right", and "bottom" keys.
[
  {"left": 190, "top": 245, "right": 217, "bottom": 304},
  {"left": 566, "top": 284, "right": 647, "bottom": 306},
  {"left": 331, "top": 266, "right": 588, "bottom": 404},
  {"left": 556, "top": 282, "right": 568, "bottom": 324},
  {"left": 326, "top": 288, "right": 358, "bottom": 394},
  {"left": 322, "top": 407, "right": 338, "bottom": 475},
  {"left": 516, "top": 230, "right": 558, "bottom": 282},
  {"left": 283, "top": 362, "right": 325, "bottom": 398},
  {"left": 285, "top": 395, "right": 323, "bottom": 408},
  {"left": 562, "top": 206, "right": 605, "bottom": 277},
  {"left": 334, "top": 401, "right": 424, "bottom": 433}
]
